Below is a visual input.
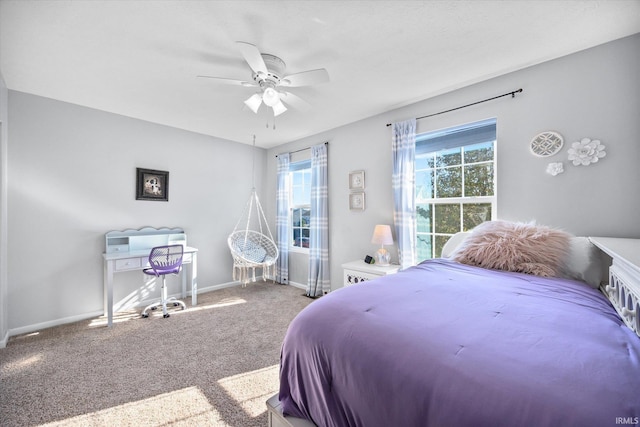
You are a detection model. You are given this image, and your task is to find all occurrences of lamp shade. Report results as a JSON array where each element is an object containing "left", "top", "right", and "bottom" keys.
[
  {"left": 244, "top": 93, "right": 262, "bottom": 114},
  {"left": 272, "top": 99, "right": 288, "bottom": 116},
  {"left": 371, "top": 225, "right": 393, "bottom": 245}
]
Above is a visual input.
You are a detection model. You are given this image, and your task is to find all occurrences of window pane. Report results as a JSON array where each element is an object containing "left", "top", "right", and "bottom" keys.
[
  {"left": 436, "top": 166, "right": 462, "bottom": 198},
  {"left": 416, "top": 170, "right": 434, "bottom": 200},
  {"left": 301, "top": 208, "right": 310, "bottom": 227},
  {"left": 291, "top": 170, "right": 312, "bottom": 206},
  {"left": 292, "top": 208, "right": 301, "bottom": 226},
  {"left": 294, "top": 228, "right": 309, "bottom": 248},
  {"left": 416, "top": 153, "right": 435, "bottom": 170},
  {"left": 434, "top": 204, "right": 460, "bottom": 234},
  {"left": 462, "top": 203, "right": 492, "bottom": 230},
  {"left": 436, "top": 147, "right": 462, "bottom": 167},
  {"left": 416, "top": 234, "right": 433, "bottom": 261},
  {"left": 303, "top": 171, "right": 311, "bottom": 200},
  {"left": 292, "top": 187, "right": 305, "bottom": 205},
  {"left": 435, "top": 235, "right": 451, "bottom": 258},
  {"left": 416, "top": 204, "right": 432, "bottom": 233},
  {"left": 464, "top": 163, "right": 494, "bottom": 197},
  {"left": 464, "top": 142, "right": 494, "bottom": 163}
]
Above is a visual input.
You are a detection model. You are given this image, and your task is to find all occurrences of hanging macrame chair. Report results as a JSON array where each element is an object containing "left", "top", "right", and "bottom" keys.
[{"left": 228, "top": 136, "right": 279, "bottom": 285}]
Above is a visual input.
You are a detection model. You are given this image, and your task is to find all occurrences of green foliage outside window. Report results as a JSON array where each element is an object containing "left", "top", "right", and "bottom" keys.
[{"left": 416, "top": 139, "right": 495, "bottom": 261}]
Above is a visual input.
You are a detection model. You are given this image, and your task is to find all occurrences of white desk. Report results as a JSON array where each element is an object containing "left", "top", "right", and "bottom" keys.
[
  {"left": 102, "top": 227, "right": 198, "bottom": 327},
  {"left": 102, "top": 246, "right": 198, "bottom": 327}
]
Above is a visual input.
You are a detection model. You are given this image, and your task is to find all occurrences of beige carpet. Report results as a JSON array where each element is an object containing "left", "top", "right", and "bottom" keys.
[{"left": 0, "top": 283, "right": 313, "bottom": 427}]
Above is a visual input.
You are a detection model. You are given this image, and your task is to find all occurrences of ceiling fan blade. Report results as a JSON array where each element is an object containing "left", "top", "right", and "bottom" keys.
[
  {"left": 236, "top": 41, "right": 268, "bottom": 75},
  {"left": 279, "top": 91, "right": 312, "bottom": 112},
  {"left": 197, "top": 76, "right": 256, "bottom": 87},
  {"left": 280, "top": 68, "right": 329, "bottom": 87}
]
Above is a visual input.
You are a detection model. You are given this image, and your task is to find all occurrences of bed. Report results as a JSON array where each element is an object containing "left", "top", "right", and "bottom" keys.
[{"left": 272, "top": 221, "right": 640, "bottom": 427}]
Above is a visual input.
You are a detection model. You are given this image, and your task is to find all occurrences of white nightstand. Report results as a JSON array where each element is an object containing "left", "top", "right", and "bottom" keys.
[{"left": 342, "top": 260, "right": 399, "bottom": 286}]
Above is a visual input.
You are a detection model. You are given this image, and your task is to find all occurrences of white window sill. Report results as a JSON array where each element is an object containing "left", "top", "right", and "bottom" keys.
[{"left": 289, "top": 246, "right": 310, "bottom": 255}]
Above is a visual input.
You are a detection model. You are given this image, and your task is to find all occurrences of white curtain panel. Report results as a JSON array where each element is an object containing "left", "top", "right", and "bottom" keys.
[
  {"left": 276, "top": 153, "right": 290, "bottom": 284},
  {"left": 307, "top": 143, "right": 330, "bottom": 297},
  {"left": 392, "top": 119, "right": 417, "bottom": 270}
]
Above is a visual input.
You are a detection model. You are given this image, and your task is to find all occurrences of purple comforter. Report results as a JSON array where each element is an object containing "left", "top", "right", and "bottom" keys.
[{"left": 279, "top": 259, "right": 640, "bottom": 427}]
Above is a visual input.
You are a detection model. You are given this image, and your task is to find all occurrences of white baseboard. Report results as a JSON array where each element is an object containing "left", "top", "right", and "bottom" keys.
[
  {"left": 0, "top": 329, "right": 8, "bottom": 349},
  {"left": 191, "top": 280, "right": 243, "bottom": 294},
  {"left": 288, "top": 281, "right": 307, "bottom": 290},
  {"left": 3, "top": 280, "right": 301, "bottom": 344},
  {"left": 8, "top": 310, "right": 104, "bottom": 338},
  {"left": 4, "top": 280, "right": 267, "bottom": 342}
]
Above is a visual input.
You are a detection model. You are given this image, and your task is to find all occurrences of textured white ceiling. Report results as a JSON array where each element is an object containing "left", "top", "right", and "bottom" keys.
[{"left": 2, "top": 1, "right": 639, "bottom": 148}]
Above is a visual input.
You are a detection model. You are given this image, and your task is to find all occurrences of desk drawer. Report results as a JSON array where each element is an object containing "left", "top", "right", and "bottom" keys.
[
  {"left": 115, "top": 258, "right": 142, "bottom": 271},
  {"left": 107, "top": 244, "right": 130, "bottom": 254}
]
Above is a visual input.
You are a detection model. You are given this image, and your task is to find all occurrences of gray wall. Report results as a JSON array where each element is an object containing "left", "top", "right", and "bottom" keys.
[
  {"left": 266, "top": 34, "right": 640, "bottom": 291},
  {"left": 3, "top": 34, "right": 639, "bottom": 337},
  {"left": 0, "top": 72, "right": 8, "bottom": 345},
  {"left": 7, "top": 92, "right": 266, "bottom": 333}
]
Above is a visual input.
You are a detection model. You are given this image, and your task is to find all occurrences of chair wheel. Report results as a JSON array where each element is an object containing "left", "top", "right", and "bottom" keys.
[
  {"left": 163, "top": 314, "right": 170, "bottom": 318},
  {"left": 173, "top": 302, "right": 180, "bottom": 307},
  {"left": 141, "top": 313, "right": 149, "bottom": 318},
  {"left": 151, "top": 306, "right": 157, "bottom": 311}
]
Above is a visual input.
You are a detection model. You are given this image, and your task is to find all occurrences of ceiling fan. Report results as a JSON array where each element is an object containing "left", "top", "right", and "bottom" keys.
[{"left": 198, "top": 42, "right": 329, "bottom": 117}]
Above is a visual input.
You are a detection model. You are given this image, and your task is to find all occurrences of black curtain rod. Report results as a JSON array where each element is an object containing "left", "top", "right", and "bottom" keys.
[
  {"left": 385, "top": 88, "right": 523, "bottom": 127},
  {"left": 275, "top": 141, "right": 328, "bottom": 157}
]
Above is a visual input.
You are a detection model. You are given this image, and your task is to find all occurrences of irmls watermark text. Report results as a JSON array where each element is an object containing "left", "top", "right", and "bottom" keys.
[{"left": 616, "top": 417, "right": 639, "bottom": 425}]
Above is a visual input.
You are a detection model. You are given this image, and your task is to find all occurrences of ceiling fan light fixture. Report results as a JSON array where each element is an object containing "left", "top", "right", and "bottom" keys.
[
  {"left": 244, "top": 93, "right": 262, "bottom": 114},
  {"left": 272, "top": 100, "right": 287, "bottom": 116},
  {"left": 262, "top": 87, "right": 280, "bottom": 107}
]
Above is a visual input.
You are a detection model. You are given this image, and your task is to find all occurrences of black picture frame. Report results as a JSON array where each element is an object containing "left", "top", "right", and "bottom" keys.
[{"left": 136, "top": 168, "right": 169, "bottom": 201}]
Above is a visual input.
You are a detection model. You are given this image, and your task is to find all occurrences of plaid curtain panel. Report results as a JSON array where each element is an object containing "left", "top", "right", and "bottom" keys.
[
  {"left": 392, "top": 119, "right": 417, "bottom": 270},
  {"left": 307, "top": 143, "right": 330, "bottom": 297},
  {"left": 276, "top": 153, "right": 290, "bottom": 284}
]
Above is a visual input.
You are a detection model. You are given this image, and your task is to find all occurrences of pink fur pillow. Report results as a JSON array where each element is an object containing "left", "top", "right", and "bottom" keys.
[{"left": 451, "top": 220, "right": 572, "bottom": 277}]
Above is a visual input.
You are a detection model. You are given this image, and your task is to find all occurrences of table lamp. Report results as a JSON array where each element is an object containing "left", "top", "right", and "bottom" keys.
[{"left": 371, "top": 224, "right": 393, "bottom": 266}]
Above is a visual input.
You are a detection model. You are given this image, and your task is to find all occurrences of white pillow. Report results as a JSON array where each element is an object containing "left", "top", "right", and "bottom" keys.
[
  {"left": 441, "top": 232, "right": 471, "bottom": 258},
  {"left": 561, "top": 237, "right": 605, "bottom": 289},
  {"left": 235, "top": 240, "right": 267, "bottom": 263}
]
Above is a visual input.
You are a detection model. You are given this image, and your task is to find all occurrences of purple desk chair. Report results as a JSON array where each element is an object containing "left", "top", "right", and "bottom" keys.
[{"left": 141, "top": 245, "right": 187, "bottom": 319}]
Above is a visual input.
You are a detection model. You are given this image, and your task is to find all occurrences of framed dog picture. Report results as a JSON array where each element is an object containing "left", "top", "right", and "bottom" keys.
[{"left": 136, "top": 168, "right": 169, "bottom": 201}]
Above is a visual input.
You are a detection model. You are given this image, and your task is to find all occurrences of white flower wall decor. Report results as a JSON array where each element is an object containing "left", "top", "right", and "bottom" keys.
[
  {"left": 567, "top": 138, "right": 606, "bottom": 166},
  {"left": 546, "top": 162, "right": 564, "bottom": 176}
]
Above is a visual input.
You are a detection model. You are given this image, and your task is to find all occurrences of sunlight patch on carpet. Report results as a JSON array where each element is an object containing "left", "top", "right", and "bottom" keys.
[
  {"left": 88, "top": 297, "right": 247, "bottom": 326},
  {"left": 218, "top": 364, "right": 279, "bottom": 417},
  {"left": 187, "top": 297, "right": 247, "bottom": 312},
  {"left": 1, "top": 354, "right": 43, "bottom": 372},
  {"left": 39, "top": 386, "right": 225, "bottom": 426},
  {"left": 88, "top": 310, "right": 143, "bottom": 327}
]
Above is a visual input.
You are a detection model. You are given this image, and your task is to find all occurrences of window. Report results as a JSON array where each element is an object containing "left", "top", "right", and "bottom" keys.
[
  {"left": 290, "top": 160, "right": 311, "bottom": 250},
  {"left": 415, "top": 118, "right": 497, "bottom": 261}
]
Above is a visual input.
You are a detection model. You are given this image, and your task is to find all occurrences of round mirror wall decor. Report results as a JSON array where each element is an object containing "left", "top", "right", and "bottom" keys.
[{"left": 530, "top": 131, "right": 564, "bottom": 157}]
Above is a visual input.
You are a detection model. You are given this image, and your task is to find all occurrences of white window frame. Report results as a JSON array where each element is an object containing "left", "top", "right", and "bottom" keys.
[
  {"left": 289, "top": 161, "right": 311, "bottom": 253},
  {"left": 415, "top": 119, "right": 497, "bottom": 261}
]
